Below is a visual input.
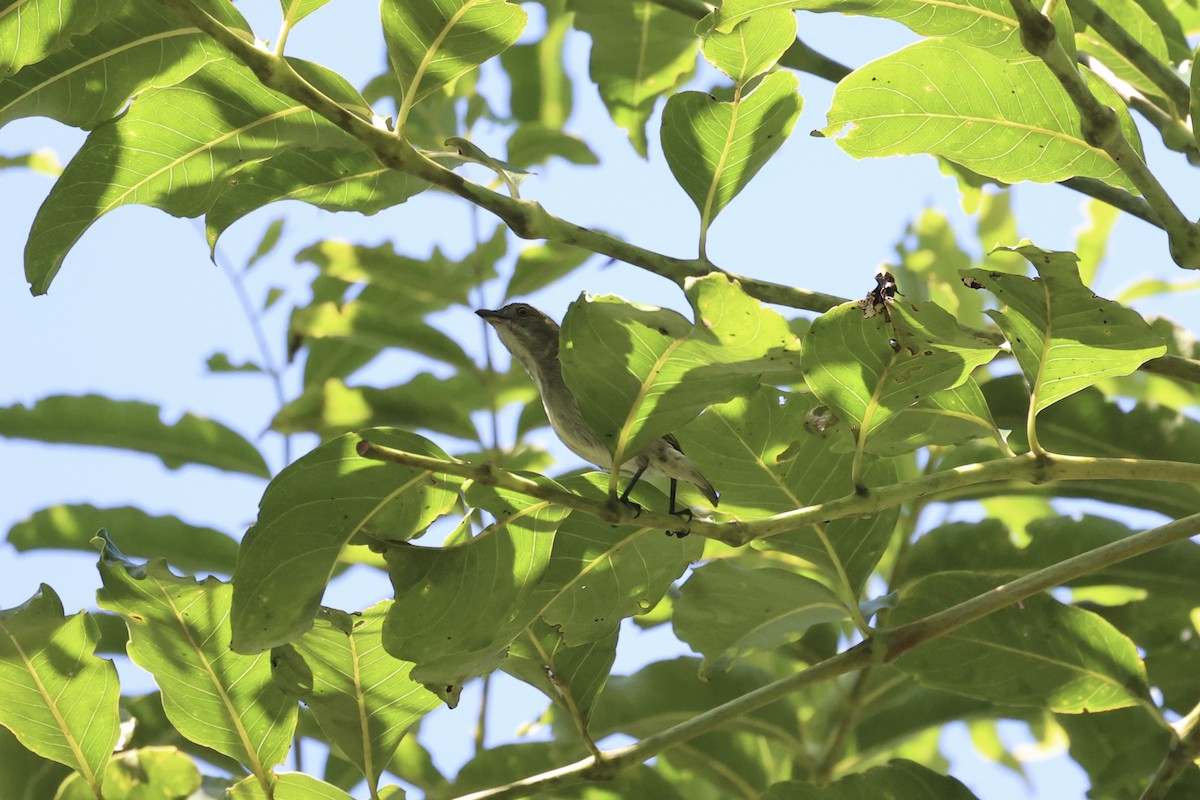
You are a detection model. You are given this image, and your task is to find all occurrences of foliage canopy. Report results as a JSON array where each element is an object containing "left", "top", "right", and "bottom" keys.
[{"left": 3, "top": 0, "right": 1200, "bottom": 798}]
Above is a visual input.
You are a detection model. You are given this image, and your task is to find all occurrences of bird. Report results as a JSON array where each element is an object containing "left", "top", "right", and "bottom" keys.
[{"left": 476, "top": 303, "right": 718, "bottom": 533}]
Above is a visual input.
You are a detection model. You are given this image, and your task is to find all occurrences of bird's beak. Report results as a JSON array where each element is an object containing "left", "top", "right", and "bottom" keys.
[{"left": 475, "top": 308, "right": 502, "bottom": 323}]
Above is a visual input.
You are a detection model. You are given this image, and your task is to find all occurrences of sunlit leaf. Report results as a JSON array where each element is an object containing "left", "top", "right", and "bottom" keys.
[
  {"left": 272, "top": 604, "right": 439, "bottom": 791},
  {"left": 568, "top": 0, "right": 698, "bottom": 156},
  {"left": 280, "top": 0, "right": 333, "bottom": 24},
  {"left": 97, "top": 551, "right": 297, "bottom": 769},
  {"left": 0, "top": 586, "right": 119, "bottom": 793},
  {"left": 0, "top": 394, "right": 269, "bottom": 477},
  {"left": 7, "top": 504, "right": 239, "bottom": 575},
  {"left": 0, "top": 0, "right": 111, "bottom": 76},
  {"left": 662, "top": 71, "right": 801, "bottom": 248},
  {"left": 561, "top": 273, "right": 801, "bottom": 470},
  {"left": 822, "top": 39, "right": 1143, "bottom": 190},
  {"left": 964, "top": 244, "right": 1166, "bottom": 416},
  {"left": 761, "top": 759, "right": 981, "bottom": 798},
  {"left": 502, "top": 619, "right": 616, "bottom": 724},
  {"left": 231, "top": 429, "right": 460, "bottom": 653},
  {"left": 56, "top": 746, "right": 202, "bottom": 800},
  {"left": 382, "top": 0, "right": 526, "bottom": 120},
  {"left": 505, "top": 240, "right": 591, "bottom": 300},
  {"left": 227, "top": 772, "right": 355, "bottom": 799},
  {"left": 699, "top": 8, "right": 796, "bottom": 84}
]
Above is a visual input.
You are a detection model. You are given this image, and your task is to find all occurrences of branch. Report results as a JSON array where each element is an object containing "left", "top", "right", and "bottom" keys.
[
  {"left": 451, "top": 510, "right": 1200, "bottom": 799},
  {"left": 1009, "top": 0, "right": 1200, "bottom": 269},
  {"left": 1068, "top": 0, "right": 1190, "bottom": 112},
  {"left": 1141, "top": 700, "right": 1200, "bottom": 800},
  {"left": 161, "top": 0, "right": 1200, "bottom": 386}
]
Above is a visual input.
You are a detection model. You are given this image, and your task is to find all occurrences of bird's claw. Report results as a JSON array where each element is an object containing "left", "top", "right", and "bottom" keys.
[{"left": 665, "top": 507, "right": 693, "bottom": 537}]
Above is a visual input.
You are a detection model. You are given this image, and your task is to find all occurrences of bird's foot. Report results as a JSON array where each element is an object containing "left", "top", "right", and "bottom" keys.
[{"left": 665, "top": 507, "right": 693, "bottom": 538}]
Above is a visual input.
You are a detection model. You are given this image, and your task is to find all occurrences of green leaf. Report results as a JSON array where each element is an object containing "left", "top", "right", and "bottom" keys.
[
  {"left": 0, "top": 586, "right": 119, "bottom": 793},
  {"left": 0, "top": 0, "right": 111, "bottom": 76},
  {"left": 97, "top": 554, "right": 298, "bottom": 770},
  {"left": 661, "top": 71, "right": 802, "bottom": 251},
  {"left": 231, "top": 429, "right": 460, "bottom": 653},
  {"left": 25, "top": 58, "right": 366, "bottom": 294},
  {"left": 382, "top": 0, "right": 526, "bottom": 122},
  {"left": 1058, "top": 706, "right": 1199, "bottom": 800},
  {"left": 205, "top": 149, "right": 430, "bottom": 251},
  {"left": 454, "top": 743, "right": 685, "bottom": 799},
  {"left": 540, "top": 474, "right": 704, "bottom": 644},
  {"left": 0, "top": 394, "right": 269, "bottom": 477},
  {"left": 272, "top": 604, "right": 439, "bottom": 791},
  {"left": 280, "top": 0, "right": 333, "bottom": 24},
  {"left": 863, "top": 379, "right": 1003, "bottom": 456},
  {"left": 673, "top": 560, "right": 848, "bottom": 677},
  {"left": 1116, "top": 276, "right": 1200, "bottom": 303},
  {"left": 699, "top": 8, "right": 796, "bottom": 84},
  {"left": 7, "top": 504, "right": 239, "bottom": 575},
  {"left": 0, "top": 147, "right": 62, "bottom": 175},
  {"left": 205, "top": 353, "right": 264, "bottom": 374},
  {"left": 964, "top": 244, "right": 1166, "bottom": 416},
  {"left": 271, "top": 375, "right": 485, "bottom": 441},
  {"left": 683, "top": 386, "right": 899, "bottom": 592},
  {"left": 228, "top": 772, "right": 356, "bottom": 800},
  {"left": 504, "top": 123, "right": 599, "bottom": 169},
  {"left": 981, "top": 378, "right": 1200, "bottom": 518},
  {"left": 568, "top": 0, "right": 698, "bottom": 156},
  {"left": 381, "top": 480, "right": 569, "bottom": 696},
  {"left": 0, "top": 0, "right": 250, "bottom": 131},
  {"left": 716, "top": 0, "right": 1025, "bottom": 57},
  {"left": 761, "top": 759, "right": 981, "bottom": 799},
  {"left": 1075, "top": 0, "right": 1171, "bottom": 104},
  {"left": 502, "top": 620, "right": 616, "bottom": 725},
  {"left": 505, "top": 240, "right": 592, "bottom": 300},
  {"left": 120, "top": 692, "right": 242, "bottom": 774},
  {"left": 560, "top": 273, "right": 801, "bottom": 470},
  {"left": 500, "top": 0, "right": 573, "bottom": 127},
  {"left": 56, "top": 746, "right": 202, "bottom": 800},
  {"left": 821, "top": 39, "right": 1143, "bottom": 190},
  {"left": 890, "top": 572, "right": 1151, "bottom": 713},
  {"left": 0, "top": 725, "right": 71, "bottom": 800},
  {"left": 802, "top": 299, "right": 999, "bottom": 450}
]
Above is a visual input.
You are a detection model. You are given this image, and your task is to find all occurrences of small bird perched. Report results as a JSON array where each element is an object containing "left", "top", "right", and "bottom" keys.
[{"left": 476, "top": 303, "right": 718, "bottom": 530}]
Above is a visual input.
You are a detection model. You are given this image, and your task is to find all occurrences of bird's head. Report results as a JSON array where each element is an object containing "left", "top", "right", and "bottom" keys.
[{"left": 475, "top": 303, "right": 562, "bottom": 369}]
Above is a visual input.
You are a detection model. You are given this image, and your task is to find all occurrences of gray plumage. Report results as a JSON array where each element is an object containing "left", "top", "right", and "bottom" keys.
[{"left": 476, "top": 303, "right": 719, "bottom": 508}]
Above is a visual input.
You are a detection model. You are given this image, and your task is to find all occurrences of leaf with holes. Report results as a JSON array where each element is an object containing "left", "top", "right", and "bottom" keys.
[
  {"left": 0, "top": 586, "right": 119, "bottom": 795},
  {"left": 96, "top": 551, "right": 297, "bottom": 770},
  {"left": 963, "top": 244, "right": 1165, "bottom": 416},
  {"left": 231, "top": 429, "right": 461, "bottom": 654},
  {"left": 821, "top": 38, "right": 1143, "bottom": 190},
  {"left": 802, "top": 299, "right": 999, "bottom": 450}
]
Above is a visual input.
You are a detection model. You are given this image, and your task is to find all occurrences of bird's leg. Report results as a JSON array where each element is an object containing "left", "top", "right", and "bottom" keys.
[
  {"left": 618, "top": 463, "right": 646, "bottom": 516},
  {"left": 665, "top": 478, "right": 692, "bottom": 538}
]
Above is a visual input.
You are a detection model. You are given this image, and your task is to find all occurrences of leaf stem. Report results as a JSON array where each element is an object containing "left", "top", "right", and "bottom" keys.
[
  {"left": 1008, "top": 0, "right": 1200, "bottom": 268},
  {"left": 1140, "top": 699, "right": 1200, "bottom": 799}
]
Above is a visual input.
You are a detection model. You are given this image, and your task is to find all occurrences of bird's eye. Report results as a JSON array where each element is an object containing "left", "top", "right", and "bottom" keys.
[{"left": 516, "top": 307, "right": 529, "bottom": 317}]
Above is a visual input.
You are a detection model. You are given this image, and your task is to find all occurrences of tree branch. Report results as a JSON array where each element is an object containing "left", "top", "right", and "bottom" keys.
[
  {"left": 1009, "top": 0, "right": 1200, "bottom": 268},
  {"left": 1141, "top": 699, "right": 1200, "bottom": 800},
  {"left": 451, "top": 510, "right": 1200, "bottom": 799}
]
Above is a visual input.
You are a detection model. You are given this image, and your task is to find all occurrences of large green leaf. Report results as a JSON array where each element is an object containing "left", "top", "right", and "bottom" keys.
[
  {"left": 231, "top": 429, "right": 460, "bottom": 653},
  {"left": 453, "top": 743, "right": 684, "bottom": 798},
  {"left": 803, "top": 299, "right": 999, "bottom": 449},
  {"left": 7, "top": 504, "right": 239, "bottom": 575},
  {"left": 381, "top": 480, "right": 569, "bottom": 697},
  {"left": 717, "top": 0, "right": 1025, "bottom": 57},
  {"left": 560, "top": 273, "right": 801, "bottom": 471},
  {"left": 280, "top": 0, "right": 334, "bottom": 24},
  {"left": 205, "top": 149, "right": 430, "bottom": 250},
  {"left": 964, "top": 244, "right": 1166, "bottom": 417},
  {"left": 0, "top": 0, "right": 248, "bottom": 131},
  {"left": 539, "top": 474, "right": 704, "bottom": 644},
  {"left": 97, "top": 551, "right": 298, "bottom": 770},
  {"left": 502, "top": 620, "right": 617, "bottom": 725},
  {"left": 0, "top": 586, "right": 119, "bottom": 794},
  {"left": 821, "top": 38, "right": 1143, "bottom": 190},
  {"left": 568, "top": 0, "right": 698, "bottom": 156},
  {"left": 55, "top": 746, "right": 202, "bottom": 800},
  {"left": 761, "top": 759, "right": 980, "bottom": 799},
  {"left": 382, "top": 0, "right": 526, "bottom": 123},
  {"left": 890, "top": 572, "right": 1151, "bottom": 713},
  {"left": 504, "top": 240, "right": 592, "bottom": 299},
  {"left": 661, "top": 71, "right": 802, "bottom": 252},
  {"left": 0, "top": 725, "right": 71, "bottom": 800},
  {"left": 699, "top": 7, "right": 796, "bottom": 85},
  {"left": 228, "top": 772, "right": 355, "bottom": 800},
  {"left": 673, "top": 560, "right": 849, "bottom": 677},
  {"left": 272, "top": 604, "right": 439, "bottom": 792},
  {"left": 860, "top": 378, "right": 1003, "bottom": 456},
  {"left": 684, "top": 386, "right": 899, "bottom": 592},
  {"left": 0, "top": 394, "right": 269, "bottom": 477},
  {"left": 25, "top": 58, "right": 366, "bottom": 294},
  {"left": 1075, "top": 0, "right": 1171, "bottom": 105},
  {"left": 0, "top": 0, "right": 111, "bottom": 76},
  {"left": 1059, "top": 706, "right": 1200, "bottom": 800}
]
